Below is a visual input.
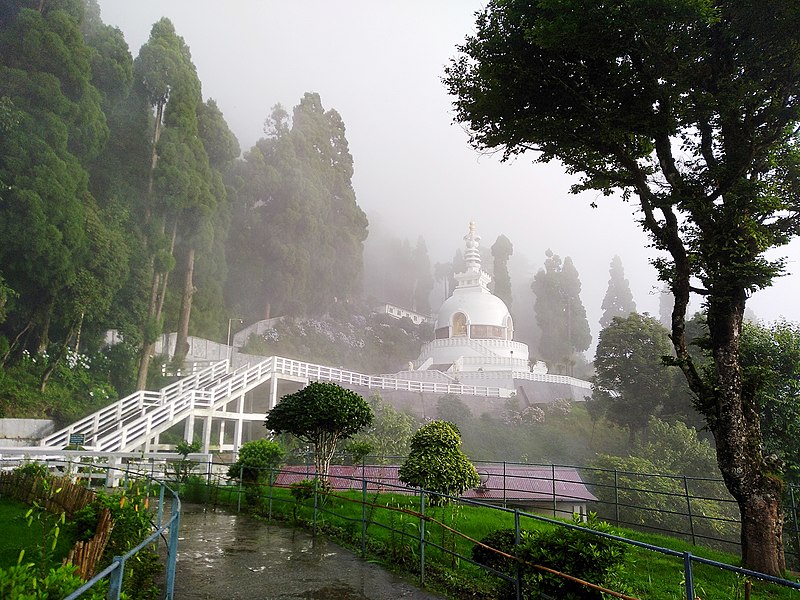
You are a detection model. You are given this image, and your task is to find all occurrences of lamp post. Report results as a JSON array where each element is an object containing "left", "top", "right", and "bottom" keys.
[{"left": 227, "top": 318, "right": 243, "bottom": 363}]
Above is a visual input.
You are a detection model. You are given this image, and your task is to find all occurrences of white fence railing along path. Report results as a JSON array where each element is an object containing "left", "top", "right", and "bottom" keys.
[
  {"left": 40, "top": 355, "right": 592, "bottom": 453},
  {"left": 40, "top": 361, "right": 229, "bottom": 448}
]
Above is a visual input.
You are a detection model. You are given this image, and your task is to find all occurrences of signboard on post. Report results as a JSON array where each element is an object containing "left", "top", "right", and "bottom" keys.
[{"left": 69, "top": 433, "right": 85, "bottom": 446}]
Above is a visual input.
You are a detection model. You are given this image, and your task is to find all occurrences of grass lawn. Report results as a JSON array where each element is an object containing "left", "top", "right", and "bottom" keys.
[
  {"left": 0, "top": 496, "right": 77, "bottom": 570},
  {"left": 182, "top": 480, "right": 800, "bottom": 599}
]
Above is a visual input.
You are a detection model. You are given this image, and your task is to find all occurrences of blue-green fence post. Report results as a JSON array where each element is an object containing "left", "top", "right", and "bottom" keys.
[
  {"left": 108, "top": 556, "right": 124, "bottom": 600},
  {"left": 514, "top": 509, "right": 522, "bottom": 600},
  {"left": 791, "top": 485, "right": 799, "bottom": 568},
  {"left": 614, "top": 469, "right": 620, "bottom": 525},
  {"left": 683, "top": 476, "right": 696, "bottom": 546},
  {"left": 157, "top": 484, "right": 165, "bottom": 527},
  {"left": 237, "top": 476, "right": 243, "bottom": 513},
  {"left": 313, "top": 478, "right": 318, "bottom": 536},
  {"left": 683, "top": 552, "right": 695, "bottom": 600},
  {"left": 361, "top": 478, "right": 367, "bottom": 558},
  {"left": 419, "top": 490, "right": 426, "bottom": 587},
  {"left": 165, "top": 494, "right": 181, "bottom": 600},
  {"left": 268, "top": 466, "right": 274, "bottom": 522}
]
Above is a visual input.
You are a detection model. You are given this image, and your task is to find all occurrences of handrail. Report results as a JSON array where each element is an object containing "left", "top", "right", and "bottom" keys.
[
  {"left": 40, "top": 361, "right": 227, "bottom": 448},
  {"left": 40, "top": 354, "right": 593, "bottom": 453}
]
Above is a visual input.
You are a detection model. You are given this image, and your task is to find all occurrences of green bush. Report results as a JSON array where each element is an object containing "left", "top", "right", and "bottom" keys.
[
  {"left": 228, "top": 438, "right": 284, "bottom": 484},
  {"left": 473, "top": 514, "right": 629, "bottom": 600},
  {"left": 73, "top": 484, "right": 161, "bottom": 600},
  {"left": 0, "top": 562, "right": 107, "bottom": 599},
  {"left": 13, "top": 462, "right": 49, "bottom": 479},
  {"left": 398, "top": 420, "right": 480, "bottom": 505}
]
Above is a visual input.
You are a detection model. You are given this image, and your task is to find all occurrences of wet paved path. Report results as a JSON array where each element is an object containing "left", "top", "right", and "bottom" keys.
[{"left": 173, "top": 504, "right": 446, "bottom": 600}]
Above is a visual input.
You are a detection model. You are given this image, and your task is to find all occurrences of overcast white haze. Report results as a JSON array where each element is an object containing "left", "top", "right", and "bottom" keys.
[{"left": 97, "top": 0, "right": 800, "bottom": 349}]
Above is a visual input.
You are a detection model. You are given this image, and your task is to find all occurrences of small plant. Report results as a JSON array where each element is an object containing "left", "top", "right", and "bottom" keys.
[
  {"left": 228, "top": 438, "right": 284, "bottom": 484},
  {"left": 14, "top": 461, "right": 49, "bottom": 479},
  {"left": 289, "top": 479, "right": 330, "bottom": 522},
  {"left": 23, "top": 476, "right": 65, "bottom": 576},
  {"left": 170, "top": 439, "right": 201, "bottom": 482},
  {"left": 0, "top": 562, "right": 107, "bottom": 599}
]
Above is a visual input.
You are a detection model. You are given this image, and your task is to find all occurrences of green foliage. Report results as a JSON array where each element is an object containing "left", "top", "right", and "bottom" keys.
[
  {"left": 740, "top": 319, "right": 800, "bottom": 482},
  {"left": 343, "top": 440, "right": 374, "bottom": 465},
  {"left": 591, "top": 421, "right": 736, "bottom": 542},
  {"left": 593, "top": 313, "right": 697, "bottom": 440},
  {"left": 289, "top": 479, "right": 318, "bottom": 503},
  {"left": 14, "top": 462, "right": 49, "bottom": 479},
  {"left": 530, "top": 250, "right": 591, "bottom": 375},
  {"left": 398, "top": 420, "right": 480, "bottom": 505},
  {"left": 436, "top": 394, "right": 473, "bottom": 430},
  {"left": 227, "top": 438, "right": 284, "bottom": 484},
  {"left": 266, "top": 382, "right": 372, "bottom": 481},
  {"left": 590, "top": 453, "right": 738, "bottom": 543},
  {"left": 347, "top": 393, "right": 418, "bottom": 462},
  {"left": 473, "top": 515, "right": 629, "bottom": 600},
  {"left": 226, "top": 93, "right": 368, "bottom": 321},
  {"left": 170, "top": 439, "right": 201, "bottom": 482},
  {"left": 0, "top": 350, "right": 119, "bottom": 425},
  {"left": 176, "top": 439, "right": 201, "bottom": 458},
  {"left": 0, "top": 562, "right": 107, "bottom": 600},
  {"left": 23, "top": 477, "right": 66, "bottom": 577},
  {"left": 445, "top": 0, "right": 800, "bottom": 573},
  {"left": 491, "top": 234, "right": 513, "bottom": 309},
  {"left": 73, "top": 484, "right": 160, "bottom": 600},
  {"left": 599, "top": 256, "right": 636, "bottom": 328}
]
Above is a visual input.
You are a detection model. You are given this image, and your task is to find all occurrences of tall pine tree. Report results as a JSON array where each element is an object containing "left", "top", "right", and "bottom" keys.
[
  {"left": 491, "top": 234, "right": 513, "bottom": 309},
  {"left": 227, "top": 93, "right": 367, "bottom": 320},
  {"left": 599, "top": 255, "right": 636, "bottom": 328},
  {"left": 531, "top": 250, "right": 591, "bottom": 375}
]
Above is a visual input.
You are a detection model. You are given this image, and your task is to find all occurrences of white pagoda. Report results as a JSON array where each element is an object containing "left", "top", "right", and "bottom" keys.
[{"left": 395, "top": 222, "right": 542, "bottom": 389}]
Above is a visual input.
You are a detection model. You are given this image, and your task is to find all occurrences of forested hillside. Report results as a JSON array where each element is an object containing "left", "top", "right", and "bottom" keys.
[{"left": 0, "top": 1, "right": 370, "bottom": 415}]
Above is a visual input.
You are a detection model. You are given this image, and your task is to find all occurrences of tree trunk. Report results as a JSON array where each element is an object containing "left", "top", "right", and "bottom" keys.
[
  {"left": 136, "top": 220, "right": 177, "bottom": 390},
  {"left": 739, "top": 483, "right": 786, "bottom": 574},
  {"left": 705, "top": 294, "right": 786, "bottom": 576},
  {"left": 136, "top": 99, "right": 167, "bottom": 390},
  {"left": 173, "top": 246, "right": 195, "bottom": 364}
]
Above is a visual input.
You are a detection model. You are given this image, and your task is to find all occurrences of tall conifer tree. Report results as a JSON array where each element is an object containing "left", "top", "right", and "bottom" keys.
[
  {"left": 531, "top": 250, "right": 590, "bottom": 375},
  {"left": 491, "top": 234, "right": 513, "bottom": 309},
  {"left": 599, "top": 256, "right": 636, "bottom": 328}
]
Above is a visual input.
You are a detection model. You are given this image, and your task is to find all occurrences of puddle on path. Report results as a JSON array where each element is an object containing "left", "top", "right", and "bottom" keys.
[{"left": 172, "top": 504, "right": 445, "bottom": 600}]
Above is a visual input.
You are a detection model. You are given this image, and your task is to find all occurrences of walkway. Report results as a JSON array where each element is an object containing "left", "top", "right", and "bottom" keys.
[{"left": 173, "top": 504, "right": 445, "bottom": 600}]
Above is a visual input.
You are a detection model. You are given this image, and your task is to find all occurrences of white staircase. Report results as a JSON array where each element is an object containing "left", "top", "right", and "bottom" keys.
[{"left": 40, "top": 355, "right": 516, "bottom": 454}]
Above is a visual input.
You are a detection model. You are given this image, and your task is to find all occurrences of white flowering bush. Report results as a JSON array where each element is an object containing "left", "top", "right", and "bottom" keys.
[{"left": 545, "top": 398, "right": 573, "bottom": 417}]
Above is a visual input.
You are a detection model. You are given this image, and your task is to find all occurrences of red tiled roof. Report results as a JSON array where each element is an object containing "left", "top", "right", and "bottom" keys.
[{"left": 273, "top": 464, "right": 596, "bottom": 503}]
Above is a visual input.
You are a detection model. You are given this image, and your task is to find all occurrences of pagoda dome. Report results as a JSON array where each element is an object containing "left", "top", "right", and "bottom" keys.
[
  {"left": 433, "top": 222, "right": 515, "bottom": 342},
  {"left": 435, "top": 289, "right": 513, "bottom": 340}
]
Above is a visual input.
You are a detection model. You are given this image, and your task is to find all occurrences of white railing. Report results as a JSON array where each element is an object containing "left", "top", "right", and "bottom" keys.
[
  {"left": 512, "top": 370, "right": 593, "bottom": 390},
  {"left": 40, "top": 361, "right": 229, "bottom": 448},
  {"left": 39, "top": 355, "right": 590, "bottom": 453}
]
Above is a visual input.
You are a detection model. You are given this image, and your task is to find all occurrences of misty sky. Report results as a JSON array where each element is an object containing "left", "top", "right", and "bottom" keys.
[{"left": 96, "top": 0, "right": 800, "bottom": 345}]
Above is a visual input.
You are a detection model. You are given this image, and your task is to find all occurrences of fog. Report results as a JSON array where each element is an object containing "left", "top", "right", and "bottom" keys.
[{"left": 97, "top": 0, "right": 800, "bottom": 348}]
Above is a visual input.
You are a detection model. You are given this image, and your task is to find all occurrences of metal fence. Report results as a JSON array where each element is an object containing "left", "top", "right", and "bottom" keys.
[
  {"left": 3, "top": 450, "right": 798, "bottom": 598},
  {"left": 177, "top": 462, "right": 800, "bottom": 600},
  {"left": 0, "top": 456, "right": 181, "bottom": 600},
  {"left": 276, "top": 455, "right": 800, "bottom": 570}
]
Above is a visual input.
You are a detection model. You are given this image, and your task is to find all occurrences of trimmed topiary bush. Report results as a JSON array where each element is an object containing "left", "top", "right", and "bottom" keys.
[{"left": 398, "top": 420, "right": 480, "bottom": 505}]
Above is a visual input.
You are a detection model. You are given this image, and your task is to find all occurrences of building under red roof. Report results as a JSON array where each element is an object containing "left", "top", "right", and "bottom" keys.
[{"left": 274, "top": 464, "right": 596, "bottom": 519}]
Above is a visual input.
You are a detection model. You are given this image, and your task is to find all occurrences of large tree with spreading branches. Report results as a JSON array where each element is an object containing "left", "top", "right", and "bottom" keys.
[{"left": 445, "top": 0, "right": 800, "bottom": 574}]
